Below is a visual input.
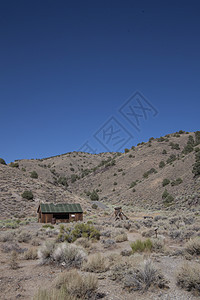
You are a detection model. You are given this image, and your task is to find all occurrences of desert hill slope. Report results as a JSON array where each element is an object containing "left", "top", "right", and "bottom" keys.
[{"left": 1, "top": 130, "right": 200, "bottom": 218}]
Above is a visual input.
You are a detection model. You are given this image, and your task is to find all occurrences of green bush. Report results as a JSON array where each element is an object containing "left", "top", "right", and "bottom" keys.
[
  {"left": 131, "top": 239, "right": 153, "bottom": 253},
  {"left": 170, "top": 142, "right": 180, "bottom": 150},
  {"left": 58, "top": 223, "right": 100, "bottom": 243},
  {"left": 171, "top": 178, "right": 183, "bottom": 186},
  {"left": 192, "top": 151, "right": 200, "bottom": 177},
  {"left": 130, "top": 181, "right": 137, "bottom": 188},
  {"left": 124, "top": 148, "right": 130, "bottom": 153},
  {"left": 162, "top": 189, "right": 169, "bottom": 199},
  {"left": 182, "top": 144, "right": 194, "bottom": 154},
  {"left": 113, "top": 182, "right": 117, "bottom": 185},
  {"left": 163, "top": 194, "right": 174, "bottom": 206},
  {"left": 167, "top": 154, "right": 176, "bottom": 164},
  {"left": 162, "top": 178, "right": 170, "bottom": 187},
  {"left": 58, "top": 176, "right": 68, "bottom": 187},
  {"left": 92, "top": 203, "right": 98, "bottom": 209},
  {"left": 0, "top": 158, "right": 6, "bottom": 165},
  {"left": 10, "top": 162, "right": 19, "bottom": 168},
  {"left": 90, "top": 190, "right": 99, "bottom": 201},
  {"left": 143, "top": 168, "right": 157, "bottom": 179},
  {"left": 71, "top": 174, "right": 79, "bottom": 183},
  {"left": 195, "top": 131, "right": 200, "bottom": 145},
  {"left": 21, "top": 190, "right": 33, "bottom": 200},
  {"left": 162, "top": 149, "right": 167, "bottom": 154},
  {"left": 159, "top": 161, "right": 165, "bottom": 168},
  {"left": 30, "top": 171, "right": 38, "bottom": 179}
]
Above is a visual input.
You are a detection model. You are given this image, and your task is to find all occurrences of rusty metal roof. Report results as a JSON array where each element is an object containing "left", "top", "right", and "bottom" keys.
[{"left": 39, "top": 203, "right": 83, "bottom": 213}]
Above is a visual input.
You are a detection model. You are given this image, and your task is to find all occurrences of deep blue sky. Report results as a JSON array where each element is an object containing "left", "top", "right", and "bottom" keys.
[{"left": 0, "top": 0, "right": 200, "bottom": 163}]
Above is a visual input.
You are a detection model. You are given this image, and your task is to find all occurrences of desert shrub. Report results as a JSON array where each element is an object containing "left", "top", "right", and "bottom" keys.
[
  {"left": 90, "top": 190, "right": 99, "bottom": 201},
  {"left": 58, "top": 223, "right": 100, "bottom": 243},
  {"left": 55, "top": 269, "right": 98, "bottom": 299},
  {"left": 17, "top": 231, "right": 32, "bottom": 243},
  {"left": 130, "top": 181, "right": 137, "bottom": 188},
  {"left": 30, "top": 171, "right": 38, "bottom": 178},
  {"left": 58, "top": 176, "right": 68, "bottom": 187},
  {"left": 162, "top": 178, "right": 170, "bottom": 186},
  {"left": 169, "top": 142, "right": 180, "bottom": 150},
  {"left": 10, "top": 251, "right": 19, "bottom": 269},
  {"left": 31, "top": 238, "right": 41, "bottom": 246},
  {"left": 0, "top": 231, "right": 16, "bottom": 242},
  {"left": 182, "top": 144, "right": 194, "bottom": 154},
  {"left": 115, "top": 233, "right": 128, "bottom": 243},
  {"left": 0, "top": 158, "right": 6, "bottom": 165},
  {"left": 38, "top": 240, "right": 57, "bottom": 264},
  {"left": 157, "top": 137, "right": 165, "bottom": 142},
  {"left": 43, "top": 224, "right": 54, "bottom": 229},
  {"left": 162, "top": 189, "right": 169, "bottom": 199},
  {"left": 163, "top": 194, "right": 174, "bottom": 206},
  {"left": 113, "top": 182, "right": 117, "bottom": 185},
  {"left": 53, "top": 243, "right": 87, "bottom": 268},
  {"left": 166, "top": 154, "right": 176, "bottom": 164},
  {"left": 162, "top": 149, "right": 167, "bottom": 154},
  {"left": 82, "top": 253, "right": 109, "bottom": 273},
  {"left": 74, "top": 237, "right": 92, "bottom": 249},
  {"left": 125, "top": 148, "right": 130, "bottom": 153},
  {"left": 192, "top": 151, "right": 200, "bottom": 177},
  {"left": 21, "top": 190, "right": 33, "bottom": 200},
  {"left": 176, "top": 262, "right": 200, "bottom": 295},
  {"left": 185, "top": 237, "right": 200, "bottom": 256},
  {"left": 151, "top": 238, "right": 164, "bottom": 252},
  {"left": 195, "top": 131, "right": 200, "bottom": 145},
  {"left": 124, "top": 260, "right": 168, "bottom": 292},
  {"left": 10, "top": 162, "right": 19, "bottom": 168},
  {"left": 92, "top": 203, "right": 98, "bottom": 209},
  {"left": 24, "top": 247, "right": 38, "bottom": 260},
  {"left": 159, "top": 161, "right": 165, "bottom": 168},
  {"left": 143, "top": 168, "right": 157, "bottom": 178},
  {"left": 131, "top": 239, "right": 153, "bottom": 254},
  {"left": 171, "top": 177, "right": 183, "bottom": 186},
  {"left": 71, "top": 174, "right": 79, "bottom": 183},
  {"left": 33, "top": 288, "right": 72, "bottom": 300}
]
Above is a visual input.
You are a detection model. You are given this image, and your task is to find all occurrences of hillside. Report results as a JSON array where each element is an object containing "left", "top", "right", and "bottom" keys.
[{"left": 1, "top": 131, "right": 200, "bottom": 219}]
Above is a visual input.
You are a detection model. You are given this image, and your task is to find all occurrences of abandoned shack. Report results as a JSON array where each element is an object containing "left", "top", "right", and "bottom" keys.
[{"left": 37, "top": 203, "right": 83, "bottom": 224}]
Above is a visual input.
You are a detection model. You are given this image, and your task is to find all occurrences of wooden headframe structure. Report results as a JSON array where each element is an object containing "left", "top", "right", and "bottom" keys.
[{"left": 114, "top": 207, "right": 129, "bottom": 221}]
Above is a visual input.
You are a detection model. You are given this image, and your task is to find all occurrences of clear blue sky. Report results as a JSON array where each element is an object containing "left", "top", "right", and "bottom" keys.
[{"left": 1, "top": 0, "right": 200, "bottom": 163}]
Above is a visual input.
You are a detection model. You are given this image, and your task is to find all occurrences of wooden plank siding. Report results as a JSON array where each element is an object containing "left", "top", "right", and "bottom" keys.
[{"left": 37, "top": 205, "right": 83, "bottom": 223}]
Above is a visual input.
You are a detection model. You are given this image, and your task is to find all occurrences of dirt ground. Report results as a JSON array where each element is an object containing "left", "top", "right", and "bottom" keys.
[{"left": 0, "top": 217, "right": 199, "bottom": 300}]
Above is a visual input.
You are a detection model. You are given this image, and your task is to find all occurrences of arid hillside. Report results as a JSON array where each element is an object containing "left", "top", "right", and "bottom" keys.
[{"left": 1, "top": 131, "right": 200, "bottom": 219}]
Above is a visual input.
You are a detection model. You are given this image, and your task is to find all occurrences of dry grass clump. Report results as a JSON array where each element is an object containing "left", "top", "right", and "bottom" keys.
[
  {"left": 33, "top": 287, "right": 75, "bottom": 300},
  {"left": 176, "top": 262, "right": 200, "bottom": 295},
  {"left": 123, "top": 260, "right": 169, "bottom": 292},
  {"left": 55, "top": 269, "right": 98, "bottom": 299},
  {"left": 34, "top": 269, "right": 98, "bottom": 299},
  {"left": 74, "top": 237, "right": 92, "bottom": 249},
  {"left": 115, "top": 233, "right": 128, "bottom": 243},
  {"left": 185, "top": 237, "right": 200, "bottom": 256},
  {"left": 131, "top": 239, "right": 153, "bottom": 254},
  {"left": 38, "top": 241, "right": 87, "bottom": 268},
  {"left": 82, "top": 253, "right": 109, "bottom": 273},
  {"left": 24, "top": 247, "right": 38, "bottom": 260}
]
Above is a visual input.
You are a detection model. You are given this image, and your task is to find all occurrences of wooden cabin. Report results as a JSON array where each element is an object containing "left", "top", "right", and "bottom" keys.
[{"left": 37, "top": 203, "right": 83, "bottom": 224}]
